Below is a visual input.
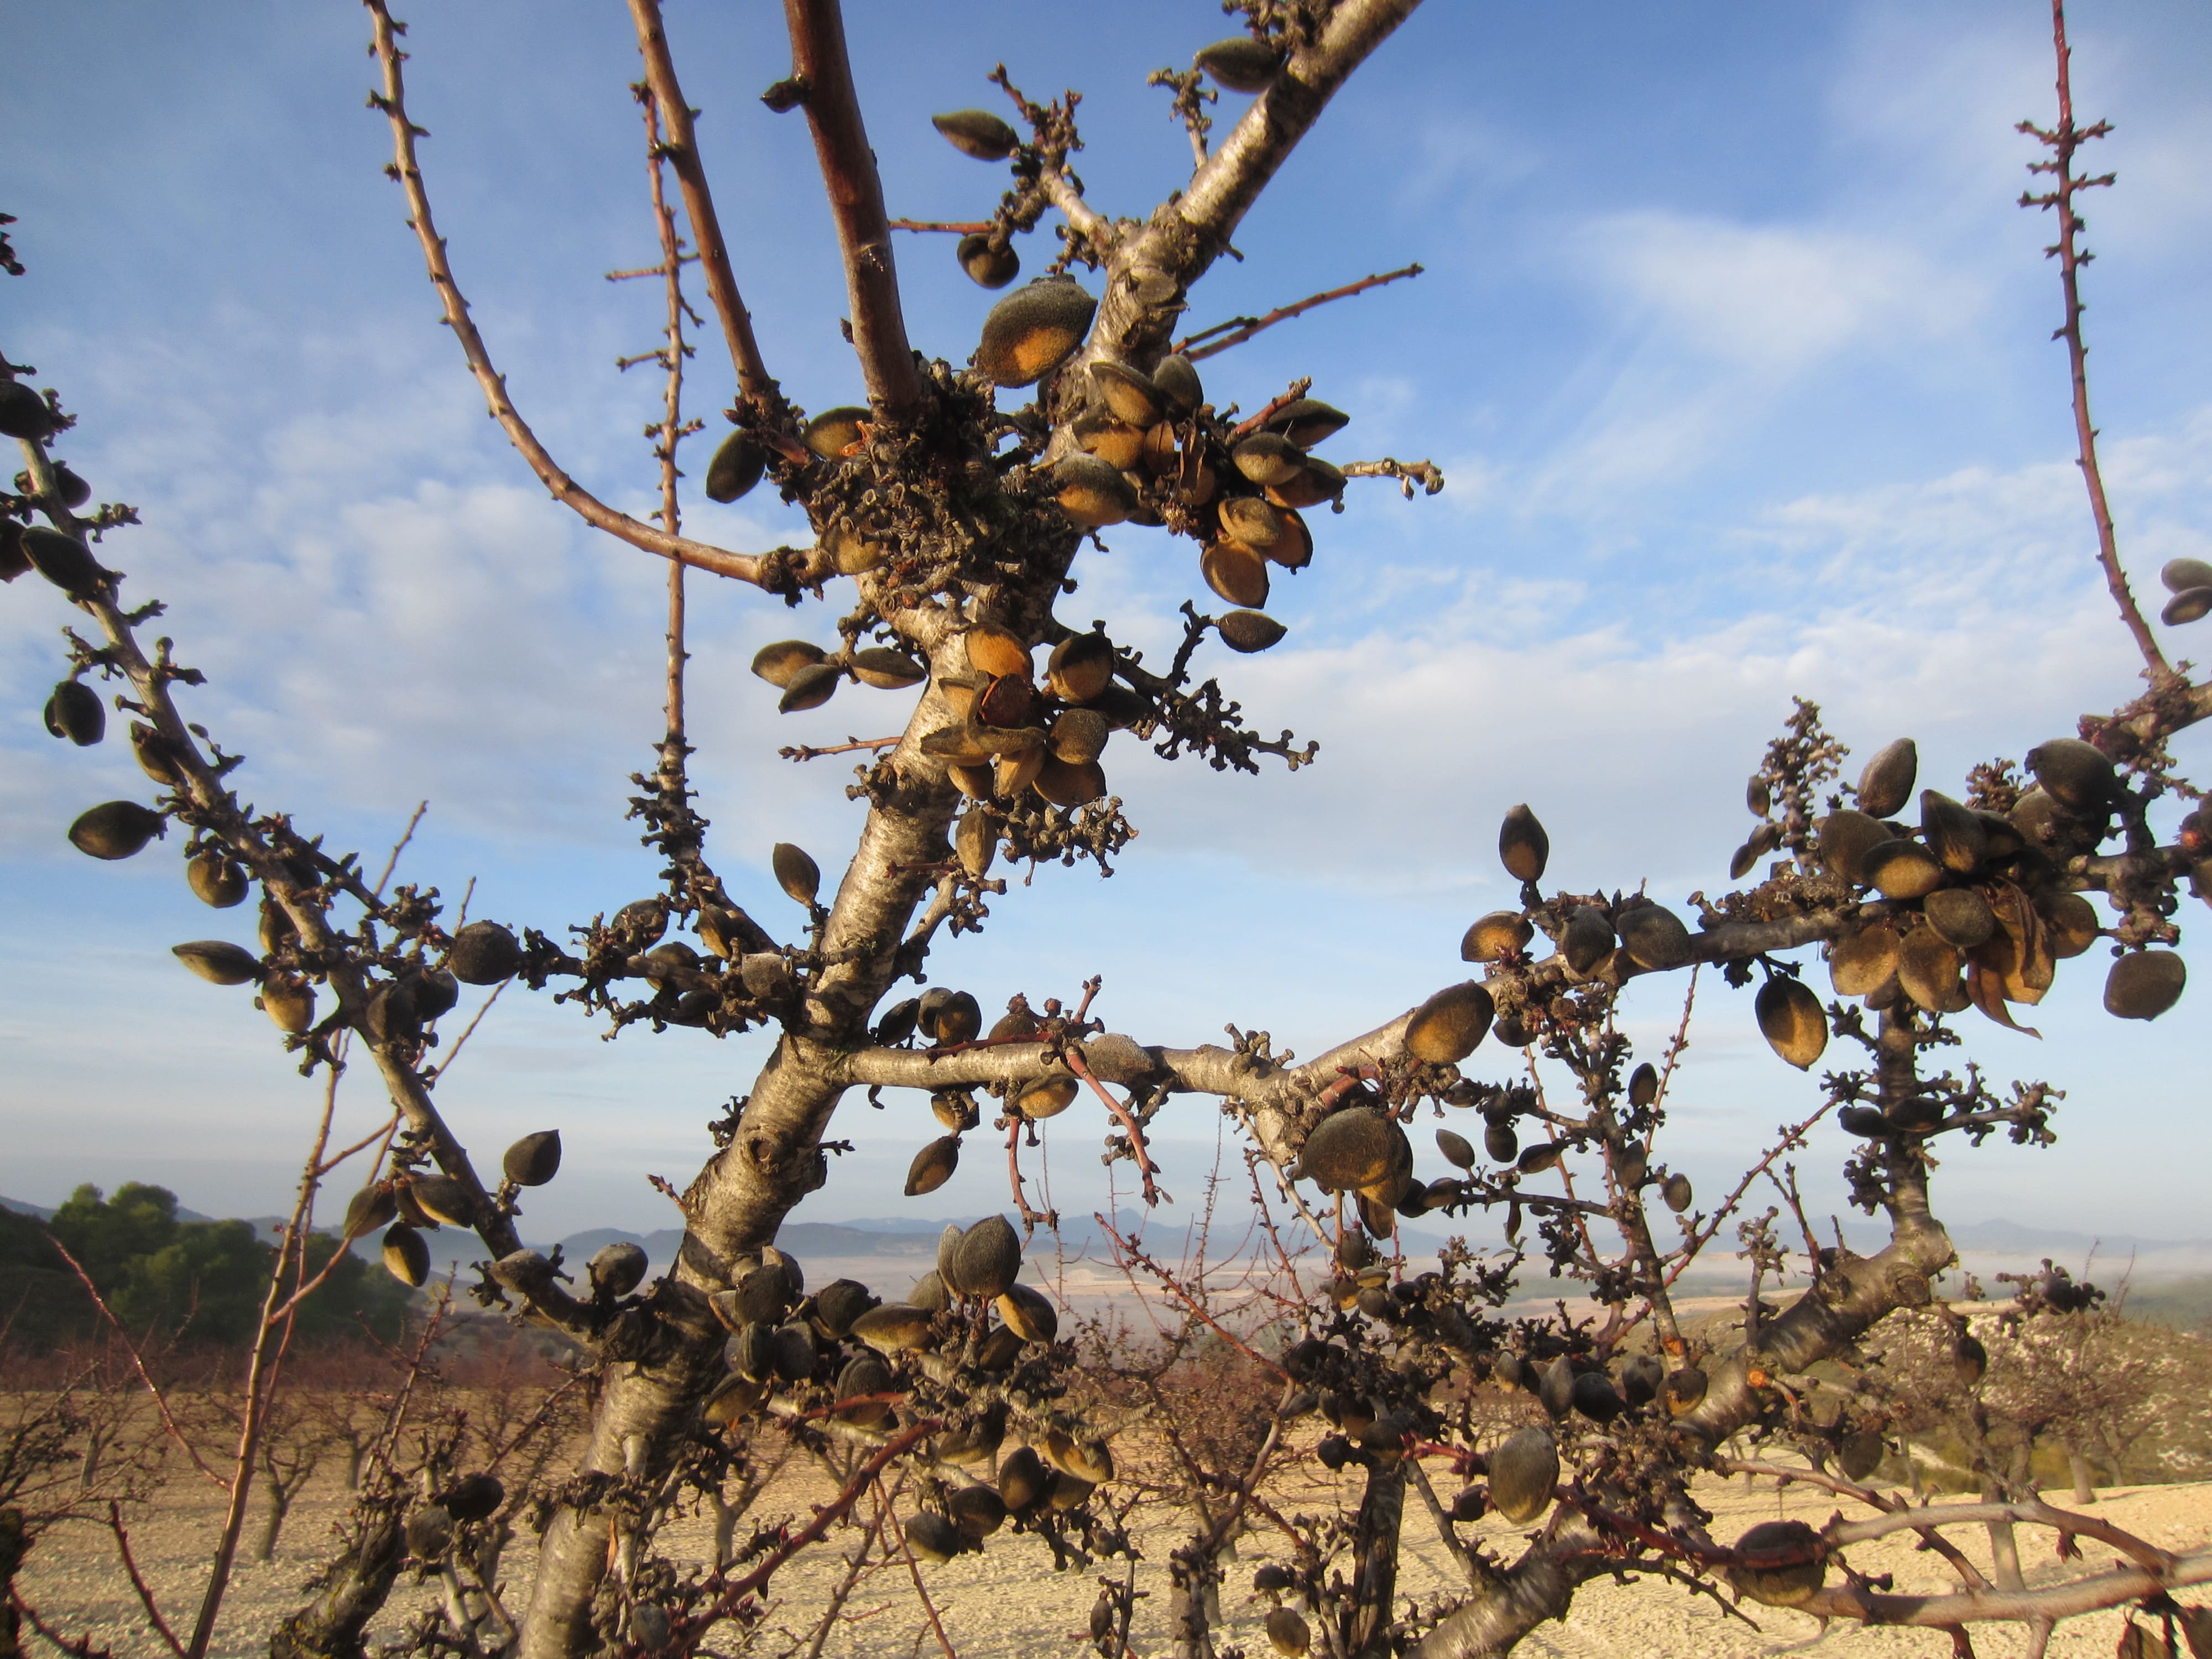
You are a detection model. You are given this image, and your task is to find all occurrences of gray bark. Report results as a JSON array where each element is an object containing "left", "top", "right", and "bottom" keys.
[
  {"left": 1347, "top": 1465, "right": 1406, "bottom": 1659},
  {"left": 269, "top": 1504, "right": 405, "bottom": 1659}
]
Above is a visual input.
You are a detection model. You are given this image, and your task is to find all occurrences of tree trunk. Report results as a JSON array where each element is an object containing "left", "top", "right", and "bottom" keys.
[
  {"left": 517, "top": 620, "right": 1029, "bottom": 1656},
  {"left": 0, "top": 1508, "right": 24, "bottom": 1659},
  {"left": 269, "top": 1503, "right": 405, "bottom": 1659},
  {"left": 2094, "top": 1422, "right": 2129, "bottom": 1488},
  {"left": 1345, "top": 1464, "right": 1405, "bottom": 1659},
  {"left": 253, "top": 1485, "right": 285, "bottom": 1563},
  {"left": 1165, "top": 1543, "right": 1219, "bottom": 1659},
  {"left": 343, "top": 1440, "right": 364, "bottom": 1492},
  {"left": 2067, "top": 1442, "right": 2098, "bottom": 1504}
]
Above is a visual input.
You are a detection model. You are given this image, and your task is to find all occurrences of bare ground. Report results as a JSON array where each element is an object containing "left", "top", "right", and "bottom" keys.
[{"left": 19, "top": 1455, "right": 2210, "bottom": 1659}]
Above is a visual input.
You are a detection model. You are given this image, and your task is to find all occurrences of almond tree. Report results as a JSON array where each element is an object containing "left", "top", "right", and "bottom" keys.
[{"left": 6, "top": 2, "right": 2211, "bottom": 1657}]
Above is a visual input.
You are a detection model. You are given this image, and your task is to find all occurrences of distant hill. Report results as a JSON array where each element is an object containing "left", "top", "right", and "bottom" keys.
[{"left": 3, "top": 1192, "right": 216, "bottom": 1224}]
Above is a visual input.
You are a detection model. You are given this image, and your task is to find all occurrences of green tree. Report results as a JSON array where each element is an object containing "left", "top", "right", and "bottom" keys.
[{"left": 6, "top": 1184, "right": 410, "bottom": 1349}]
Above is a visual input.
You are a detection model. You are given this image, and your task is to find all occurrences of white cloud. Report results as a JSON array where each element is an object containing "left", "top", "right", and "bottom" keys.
[{"left": 1574, "top": 211, "right": 1983, "bottom": 377}]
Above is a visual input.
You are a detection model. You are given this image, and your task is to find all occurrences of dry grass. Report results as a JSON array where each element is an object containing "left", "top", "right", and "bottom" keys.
[{"left": 17, "top": 1426, "right": 2212, "bottom": 1659}]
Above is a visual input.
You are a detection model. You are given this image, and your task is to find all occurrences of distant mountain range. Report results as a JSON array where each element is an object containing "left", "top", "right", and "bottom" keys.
[{"left": 9, "top": 1193, "right": 2206, "bottom": 1291}]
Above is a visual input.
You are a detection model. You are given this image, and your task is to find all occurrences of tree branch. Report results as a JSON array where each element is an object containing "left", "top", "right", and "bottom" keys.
[
  {"left": 362, "top": 1, "right": 774, "bottom": 585},
  {"left": 1802, "top": 1552, "right": 2212, "bottom": 1629},
  {"left": 2018, "top": 0, "right": 2166, "bottom": 676},
  {"left": 626, "top": 0, "right": 779, "bottom": 411},
  {"left": 780, "top": 0, "right": 922, "bottom": 415},
  {"left": 1181, "top": 262, "right": 1423, "bottom": 361}
]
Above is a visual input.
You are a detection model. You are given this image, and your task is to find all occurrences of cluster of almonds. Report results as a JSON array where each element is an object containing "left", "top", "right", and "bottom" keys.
[
  {"left": 567, "top": 851, "right": 818, "bottom": 1033},
  {"left": 2159, "top": 556, "right": 2212, "bottom": 628},
  {"left": 880, "top": 993, "right": 1086, "bottom": 1197},
  {"left": 158, "top": 905, "right": 517, "bottom": 1048},
  {"left": 585, "top": 1215, "right": 1108, "bottom": 1564},
  {"left": 1786, "top": 735, "right": 2186, "bottom": 1051},
  {"left": 23, "top": 482, "right": 548, "bottom": 1063},
  {"left": 339, "top": 1124, "right": 561, "bottom": 1287}
]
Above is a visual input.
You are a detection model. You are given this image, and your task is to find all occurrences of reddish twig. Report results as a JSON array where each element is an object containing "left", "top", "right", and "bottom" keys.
[
  {"left": 888, "top": 218, "right": 993, "bottom": 234},
  {"left": 362, "top": 2, "right": 769, "bottom": 585},
  {"left": 874, "top": 1479, "right": 961, "bottom": 1659},
  {"left": 2017, "top": 1, "right": 2165, "bottom": 675},
  {"left": 105, "top": 1501, "right": 185, "bottom": 1657},
  {"left": 1228, "top": 378, "right": 1315, "bottom": 442},
  {"left": 780, "top": 734, "right": 904, "bottom": 761},
  {"left": 1180, "top": 263, "right": 1422, "bottom": 361},
  {"left": 682, "top": 1418, "right": 941, "bottom": 1632},
  {"left": 311, "top": 1108, "right": 402, "bottom": 1179},
  {"left": 43, "top": 1235, "right": 226, "bottom": 1490},
  {"left": 11, "top": 1594, "right": 115, "bottom": 1659},
  {"left": 1065, "top": 1051, "right": 1164, "bottom": 1204},
  {"left": 1100, "top": 1217, "right": 1289, "bottom": 1382}
]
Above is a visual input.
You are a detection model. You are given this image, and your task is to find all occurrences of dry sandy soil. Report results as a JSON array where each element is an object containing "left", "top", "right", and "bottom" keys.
[{"left": 19, "top": 1448, "right": 2212, "bottom": 1659}]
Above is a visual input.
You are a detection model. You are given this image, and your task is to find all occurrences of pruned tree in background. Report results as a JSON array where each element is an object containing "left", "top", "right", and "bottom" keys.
[{"left": 6, "top": 1, "right": 2212, "bottom": 1657}]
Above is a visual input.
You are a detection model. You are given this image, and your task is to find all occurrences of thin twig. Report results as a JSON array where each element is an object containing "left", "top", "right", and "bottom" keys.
[
  {"left": 1100, "top": 1217, "right": 1289, "bottom": 1381},
  {"left": 313, "top": 1109, "right": 403, "bottom": 1180},
  {"left": 1066, "top": 1051, "right": 1164, "bottom": 1204},
  {"left": 779, "top": 735, "right": 904, "bottom": 761},
  {"left": 888, "top": 218, "right": 992, "bottom": 235},
  {"left": 420, "top": 979, "right": 507, "bottom": 1085},
  {"left": 873, "top": 1478, "right": 959, "bottom": 1659},
  {"left": 370, "top": 801, "right": 428, "bottom": 899},
  {"left": 2017, "top": 0, "right": 2165, "bottom": 675},
  {"left": 361, "top": 1, "right": 770, "bottom": 585},
  {"left": 1180, "top": 263, "right": 1422, "bottom": 361},
  {"left": 43, "top": 1235, "right": 226, "bottom": 1490},
  {"left": 682, "top": 1419, "right": 940, "bottom": 1633},
  {"left": 185, "top": 1055, "right": 350, "bottom": 1658},
  {"left": 106, "top": 1501, "right": 185, "bottom": 1658}
]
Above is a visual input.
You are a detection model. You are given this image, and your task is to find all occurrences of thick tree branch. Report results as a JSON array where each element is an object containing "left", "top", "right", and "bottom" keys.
[
  {"left": 1176, "top": 3, "right": 1425, "bottom": 267},
  {"left": 1802, "top": 1553, "right": 2212, "bottom": 1629},
  {"left": 781, "top": 0, "right": 922, "bottom": 415},
  {"left": 627, "top": 0, "right": 779, "bottom": 411}
]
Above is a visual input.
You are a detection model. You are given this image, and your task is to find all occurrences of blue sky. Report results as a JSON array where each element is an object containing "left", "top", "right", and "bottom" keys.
[{"left": 3, "top": 2, "right": 2209, "bottom": 1254}]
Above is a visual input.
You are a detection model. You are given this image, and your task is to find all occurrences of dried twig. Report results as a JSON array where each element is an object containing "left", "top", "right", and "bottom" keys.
[
  {"left": 1180, "top": 263, "right": 1422, "bottom": 361},
  {"left": 361, "top": 1, "right": 769, "bottom": 584},
  {"left": 779, "top": 735, "right": 904, "bottom": 761},
  {"left": 369, "top": 800, "right": 428, "bottom": 899},
  {"left": 105, "top": 1501, "right": 185, "bottom": 1658},
  {"left": 43, "top": 1236, "right": 225, "bottom": 1490},
  {"left": 1340, "top": 457, "right": 1444, "bottom": 497},
  {"left": 2017, "top": 0, "right": 2166, "bottom": 675},
  {"left": 873, "top": 1478, "right": 959, "bottom": 1659}
]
